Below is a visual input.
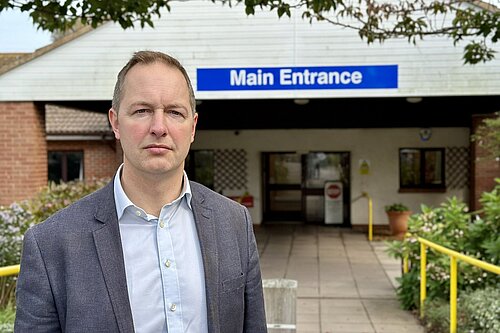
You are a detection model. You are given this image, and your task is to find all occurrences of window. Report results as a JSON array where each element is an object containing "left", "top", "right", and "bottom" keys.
[
  {"left": 185, "top": 150, "right": 214, "bottom": 189},
  {"left": 48, "top": 151, "right": 84, "bottom": 183},
  {"left": 399, "top": 148, "right": 445, "bottom": 190}
]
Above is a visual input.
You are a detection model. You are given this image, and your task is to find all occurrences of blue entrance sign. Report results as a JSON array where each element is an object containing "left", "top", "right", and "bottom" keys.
[{"left": 197, "top": 65, "right": 398, "bottom": 91}]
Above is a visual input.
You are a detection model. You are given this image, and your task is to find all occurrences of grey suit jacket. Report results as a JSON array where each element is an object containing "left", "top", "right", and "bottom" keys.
[{"left": 15, "top": 181, "right": 267, "bottom": 333}]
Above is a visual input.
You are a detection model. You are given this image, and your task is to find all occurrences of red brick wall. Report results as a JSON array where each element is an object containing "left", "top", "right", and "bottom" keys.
[
  {"left": 47, "top": 140, "right": 121, "bottom": 181},
  {"left": 0, "top": 102, "right": 47, "bottom": 206},
  {"left": 471, "top": 114, "right": 500, "bottom": 210}
]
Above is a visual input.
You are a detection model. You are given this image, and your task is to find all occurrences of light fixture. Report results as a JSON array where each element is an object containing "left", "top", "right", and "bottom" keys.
[
  {"left": 293, "top": 98, "right": 310, "bottom": 105},
  {"left": 406, "top": 97, "right": 423, "bottom": 104}
]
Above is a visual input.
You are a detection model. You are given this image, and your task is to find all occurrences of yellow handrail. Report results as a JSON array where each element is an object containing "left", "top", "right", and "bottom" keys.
[
  {"left": 420, "top": 242, "right": 426, "bottom": 317},
  {"left": 362, "top": 192, "right": 373, "bottom": 241},
  {"left": 419, "top": 238, "right": 500, "bottom": 274},
  {"left": 0, "top": 264, "right": 20, "bottom": 277},
  {"left": 417, "top": 237, "right": 500, "bottom": 333}
]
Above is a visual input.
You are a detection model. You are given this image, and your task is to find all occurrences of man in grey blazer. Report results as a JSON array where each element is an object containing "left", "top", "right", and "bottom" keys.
[{"left": 15, "top": 51, "right": 267, "bottom": 333}]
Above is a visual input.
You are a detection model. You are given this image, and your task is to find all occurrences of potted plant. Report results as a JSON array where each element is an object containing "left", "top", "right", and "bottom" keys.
[{"left": 384, "top": 203, "right": 411, "bottom": 238}]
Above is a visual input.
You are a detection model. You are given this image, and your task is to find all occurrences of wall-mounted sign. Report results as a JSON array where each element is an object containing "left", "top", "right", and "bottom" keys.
[
  {"left": 197, "top": 65, "right": 398, "bottom": 91},
  {"left": 359, "top": 159, "right": 371, "bottom": 175},
  {"left": 419, "top": 128, "right": 432, "bottom": 142}
]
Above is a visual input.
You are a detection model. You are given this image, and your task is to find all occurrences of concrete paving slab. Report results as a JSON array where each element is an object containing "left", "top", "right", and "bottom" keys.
[
  {"left": 321, "top": 323, "right": 375, "bottom": 333},
  {"left": 257, "top": 224, "right": 424, "bottom": 333},
  {"left": 372, "top": 324, "right": 425, "bottom": 333}
]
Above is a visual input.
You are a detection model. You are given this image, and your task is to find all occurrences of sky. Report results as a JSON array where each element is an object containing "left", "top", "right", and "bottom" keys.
[{"left": 0, "top": 8, "right": 52, "bottom": 52}]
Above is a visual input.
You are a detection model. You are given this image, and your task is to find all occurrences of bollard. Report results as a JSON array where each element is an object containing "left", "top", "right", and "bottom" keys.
[{"left": 262, "top": 279, "right": 297, "bottom": 332}]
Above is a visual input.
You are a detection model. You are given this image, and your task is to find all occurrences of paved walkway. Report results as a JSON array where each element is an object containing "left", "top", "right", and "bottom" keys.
[{"left": 255, "top": 224, "right": 424, "bottom": 333}]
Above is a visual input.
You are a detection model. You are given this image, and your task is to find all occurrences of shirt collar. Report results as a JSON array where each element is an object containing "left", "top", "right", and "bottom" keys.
[{"left": 113, "top": 164, "right": 193, "bottom": 221}]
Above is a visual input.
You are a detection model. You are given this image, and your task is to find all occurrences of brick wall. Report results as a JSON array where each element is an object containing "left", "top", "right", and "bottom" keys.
[
  {"left": 471, "top": 114, "right": 500, "bottom": 210},
  {"left": 47, "top": 140, "right": 121, "bottom": 181},
  {"left": 0, "top": 102, "right": 47, "bottom": 206}
]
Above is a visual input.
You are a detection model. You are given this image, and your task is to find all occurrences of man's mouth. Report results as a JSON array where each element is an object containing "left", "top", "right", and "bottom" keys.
[{"left": 144, "top": 144, "right": 172, "bottom": 154}]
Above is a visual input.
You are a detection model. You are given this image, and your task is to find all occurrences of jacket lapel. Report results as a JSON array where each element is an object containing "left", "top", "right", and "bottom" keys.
[
  {"left": 191, "top": 182, "right": 220, "bottom": 333},
  {"left": 92, "top": 182, "right": 135, "bottom": 333}
]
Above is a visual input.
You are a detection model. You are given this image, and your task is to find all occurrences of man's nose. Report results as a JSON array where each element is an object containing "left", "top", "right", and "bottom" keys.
[{"left": 150, "top": 111, "right": 167, "bottom": 137}]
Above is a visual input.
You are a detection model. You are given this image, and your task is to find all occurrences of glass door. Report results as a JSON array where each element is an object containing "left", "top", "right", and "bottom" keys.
[
  {"left": 263, "top": 153, "right": 302, "bottom": 221},
  {"left": 303, "top": 152, "right": 350, "bottom": 225}
]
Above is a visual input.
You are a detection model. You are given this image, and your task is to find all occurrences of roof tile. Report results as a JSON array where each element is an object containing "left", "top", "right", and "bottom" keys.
[{"left": 46, "top": 104, "right": 111, "bottom": 135}]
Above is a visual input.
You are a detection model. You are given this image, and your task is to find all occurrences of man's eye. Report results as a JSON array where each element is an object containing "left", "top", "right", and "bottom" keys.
[
  {"left": 135, "top": 109, "right": 149, "bottom": 114},
  {"left": 169, "top": 110, "right": 185, "bottom": 117}
]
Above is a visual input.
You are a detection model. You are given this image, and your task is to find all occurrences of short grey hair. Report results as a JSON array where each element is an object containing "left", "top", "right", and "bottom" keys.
[{"left": 112, "top": 51, "right": 196, "bottom": 115}]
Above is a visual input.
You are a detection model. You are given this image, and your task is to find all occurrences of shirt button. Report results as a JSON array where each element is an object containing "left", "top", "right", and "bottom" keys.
[
  {"left": 159, "top": 221, "right": 165, "bottom": 228},
  {"left": 135, "top": 210, "right": 141, "bottom": 217},
  {"left": 165, "top": 259, "right": 171, "bottom": 268},
  {"left": 170, "top": 303, "right": 177, "bottom": 312}
]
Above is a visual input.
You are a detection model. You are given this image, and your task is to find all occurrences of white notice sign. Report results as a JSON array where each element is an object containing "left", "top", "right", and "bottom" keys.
[{"left": 324, "top": 181, "right": 343, "bottom": 225}]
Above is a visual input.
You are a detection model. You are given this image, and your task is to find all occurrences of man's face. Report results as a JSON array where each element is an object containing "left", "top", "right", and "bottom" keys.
[{"left": 109, "top": 62, "right": 197, "bottom": 179}]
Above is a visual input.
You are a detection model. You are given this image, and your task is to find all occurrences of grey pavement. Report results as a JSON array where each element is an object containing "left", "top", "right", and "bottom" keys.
[{"left": 255, "top": 224, "right": 424, "bottom": 333}]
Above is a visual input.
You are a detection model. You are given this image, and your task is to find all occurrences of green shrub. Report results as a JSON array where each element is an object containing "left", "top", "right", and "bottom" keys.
[
  {"left": 0, "top": 303, "right": 15, "bottom": 333},
  {"left": 0, "top": 179, "right": 108, "bottom": 308},
  {"left": 0, "top": 204, "right": 34, "bottom": 268},
  {"left": 0, "top": 204, "right": 33, "bottom": 309},
  {"left": 423, "top": 287, "right": 500, "bottom": 333},
  {"left": 460, "top": 286, "right": 500, "bottom": 333},
  {"left": 23, "top": 179, "right": 109, "bottom": 224},
  {"left": 386, "top": 179, "right": 500, "bottom": 310},
  {"left": 422, "top": 298, "right": 450, "bottom": 333}
]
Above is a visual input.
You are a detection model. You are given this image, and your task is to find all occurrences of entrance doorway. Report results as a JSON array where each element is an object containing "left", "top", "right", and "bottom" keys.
[
  {"left": 262, "top": 153, "right": 302, "bottom": 221},
  {"left": 263, "top": 152, "right": 351, "bottom": 225}
]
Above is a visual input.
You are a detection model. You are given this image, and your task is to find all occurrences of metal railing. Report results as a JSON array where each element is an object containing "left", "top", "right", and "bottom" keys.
[
  {"left": 361, "top": 192, "right": 373, "bottom": 241},
  {"left": 411, "top": 237, "right": 500, "bottom": 333},
  {"left": 0, "top": 264, "right": 20, "bottom": 277}
]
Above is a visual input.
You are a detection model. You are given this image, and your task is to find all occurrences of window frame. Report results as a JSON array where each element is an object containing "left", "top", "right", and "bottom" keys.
[
  {"left": 48, "top": 150, "right": 84, "bottom": 183},
  {"left": 399, "top": 147, "right": 446, "bottom": 192}
]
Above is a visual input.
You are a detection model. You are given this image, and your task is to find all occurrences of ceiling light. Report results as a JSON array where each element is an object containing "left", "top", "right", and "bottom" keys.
[
  {"left": 406, "top": 97, "right": 423, "bottom": 104},
  {"left": 293, "top": 99, "right": 310, "bottom": 105}
]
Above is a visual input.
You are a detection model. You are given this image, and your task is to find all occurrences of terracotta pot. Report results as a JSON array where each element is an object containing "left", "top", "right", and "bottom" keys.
[{"left": 386, "top": 211, "right": 411, "bottom": 238}]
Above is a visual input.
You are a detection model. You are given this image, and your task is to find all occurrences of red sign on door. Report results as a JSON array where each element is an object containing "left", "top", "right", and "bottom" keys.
[{"left": 326, "top": 184, "right": 341, "bottom": 199}]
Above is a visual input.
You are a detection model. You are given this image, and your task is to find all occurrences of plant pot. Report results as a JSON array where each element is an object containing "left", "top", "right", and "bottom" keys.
[{"left": 386, "top": 211, "right": 411, "bottom": 238}]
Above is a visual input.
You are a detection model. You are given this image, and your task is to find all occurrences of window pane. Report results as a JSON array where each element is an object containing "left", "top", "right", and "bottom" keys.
[
  {"left": 48, "top": 152, "right": 63, "bottom": 183},
  {"left": 48, "top": 151, "right": 83, "bottom": 183},
  {"left": 305, "top": 153, "right": 346, "bottom": 189},
  {"left": 424, "top": 150, "right": 443, "bottom": 185},
  {"left": 400, "top": 149, "right": 421, "bottom": 186},
  {"left": 305, "top": 195, "right": 324, "bottom": 222},
  {"left": 194, "top": 150, "right": 214, "bottom": 189},
  {"left": 66, "top": 152, "right": 83, "bottom": 181},
  {"left": 269, "top": 190, "right": 301, "bottom": 211},
  {"left": 269, "top": 154, "right": 301, "bottom": 185}
]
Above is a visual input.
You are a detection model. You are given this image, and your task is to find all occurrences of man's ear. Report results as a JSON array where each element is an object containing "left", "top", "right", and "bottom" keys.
[
  {"left": 191, "top": 112, "right": 198, "bottom": 143},
  {"left": 108, "top": 108, "right": 120, "bottom": 140}
]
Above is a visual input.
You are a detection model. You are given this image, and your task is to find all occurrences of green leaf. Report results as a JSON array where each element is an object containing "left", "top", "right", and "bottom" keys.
[{"left": 245, "top": 6, "right": 255, "bottom": 15}]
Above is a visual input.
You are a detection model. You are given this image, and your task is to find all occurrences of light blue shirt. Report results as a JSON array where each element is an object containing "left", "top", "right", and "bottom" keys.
[{"left": 113, "top": 165, "right": 208, "bottom": 333}]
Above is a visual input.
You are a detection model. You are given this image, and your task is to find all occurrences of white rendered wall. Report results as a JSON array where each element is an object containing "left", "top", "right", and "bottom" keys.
[{"left": 192, "top": 127, "right": 470, "bottom": 225}]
